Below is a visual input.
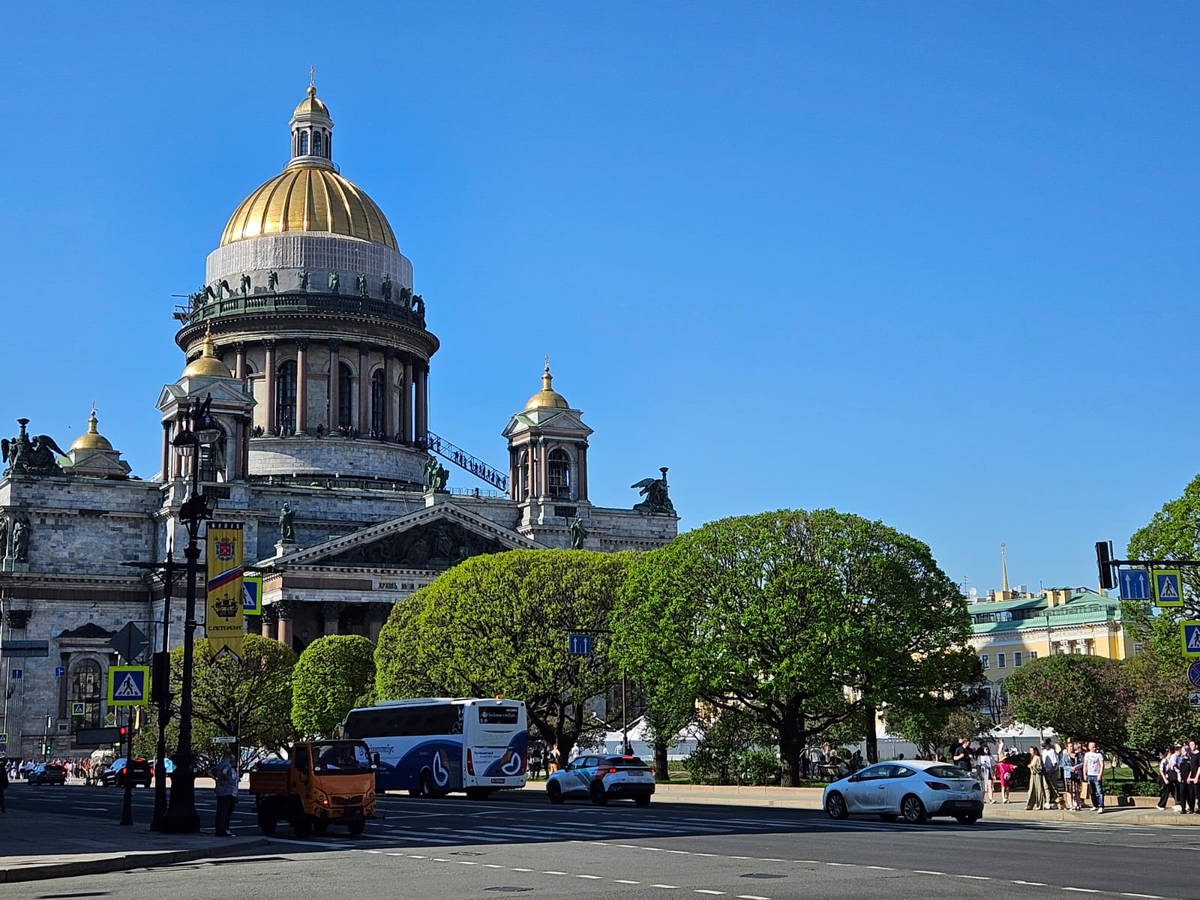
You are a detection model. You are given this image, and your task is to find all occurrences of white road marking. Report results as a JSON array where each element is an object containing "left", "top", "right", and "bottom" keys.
[
  {"left": 737, "top": 896, "right": 771, "bottom": 900},
  {"left": 615, "top": 880, "right": 641, "bottom": 885},
  {"left": 1119, "top": 894, "right": 1165, "bottom": 899},
  {"left": 695, "top": 891, "right": 725, "bottom": 896},
  {"left": 454, "top": 860, "right": 476, "bottom": 865},
  {"left": 957, "top": 875, "right": 990, "bottom": 880},
  {"left": 577, "top": 874, "right": 602, "bottom": 879},
  {"left": 542, "top": 870, "right": 569, "bottom": 875},
  {"left": 914, "top": 870, "right": 946, "bottom": 876},
  {"left": 1013, "top": 881, "right": 1047, "bottom": 887},
  {"left": 1062, "top": 890, "right": 1100, "bottom": 894},
  {"left": 484, "top": 864, "right": 505, "bottom": 868},
  {"left": 652, "top": 885, "right": 680, "bottom": 889},
  {"left": 511, "top": 867, "right": 532, "bottom": 872}
]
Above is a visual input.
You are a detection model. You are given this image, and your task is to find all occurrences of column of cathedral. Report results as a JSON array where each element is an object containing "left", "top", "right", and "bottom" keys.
[
  {"left": 328, "top": 340, "right": 341, "bottom": 428},
  {"left": 358, "top": 343, "right": 370, "bottom": 432},
  {"left": 402, "top": 361, "right": 414, "bottom": 444},
  {"left": 295, "top": 339, "right": 309, "bottom": 434},
  {"left": 264, "top": 340, "right": 277, "bottom": 434}
]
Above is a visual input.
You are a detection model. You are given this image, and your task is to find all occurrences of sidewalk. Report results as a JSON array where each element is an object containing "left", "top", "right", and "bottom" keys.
[{"left": 0, "top": 807, "right": 266, "bottom": 884}]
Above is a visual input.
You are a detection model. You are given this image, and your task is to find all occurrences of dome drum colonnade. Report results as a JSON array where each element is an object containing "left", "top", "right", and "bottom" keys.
[{"left": 170, "top": 84, "right": 437, "bottom": 484}]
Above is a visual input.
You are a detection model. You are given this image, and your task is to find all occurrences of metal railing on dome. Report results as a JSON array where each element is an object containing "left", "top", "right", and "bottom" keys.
[{"left": 177, "top": 291, "right": 427, "bottom": 329}]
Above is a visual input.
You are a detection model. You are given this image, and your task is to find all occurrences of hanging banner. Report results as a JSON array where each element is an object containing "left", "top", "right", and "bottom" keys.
[{"left": 206, "top": 522, "right": 245, "bottom": 660}]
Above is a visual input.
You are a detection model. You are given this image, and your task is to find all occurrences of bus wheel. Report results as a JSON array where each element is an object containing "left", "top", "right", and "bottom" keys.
[
  {"left": 466, "top": 788, "right": 491, "bottom": 801},
  {"left": 312, "top": 817, "right": 329, "bottom": 835},
  {"left": 419, "top": 771, "right": 435, "bottom": 798},
  {"left": 293, "top": 815, "right": 312, "bottom": 839},
  {"left": 348, "top": 818, "right": 366, "bottom": 836}
]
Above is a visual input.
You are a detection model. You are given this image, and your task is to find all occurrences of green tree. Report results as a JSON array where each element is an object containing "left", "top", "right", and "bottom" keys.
[
  {"left": 292, "top": 635, "right": 376, "bottom": 737},
  {"left": 375, "top": 549, "right": 631, "bottom": 759},
  {"left": 1004, "top": 654, "right": 1155, "bottom": 779},
  {"left": 614, "top": 509, "right": 972, "bottom": 786},
  {"left": 170, "top": 634, "right": 298, "bottom": 766}
]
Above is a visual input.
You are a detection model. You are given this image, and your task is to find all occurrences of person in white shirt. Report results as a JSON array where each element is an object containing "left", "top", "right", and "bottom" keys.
[
  {"left": 1083, "top": 742, "right": 1105, "bottom": 812},
  {"left": 976, "top": 745, "right": 996, "bottom": 803},
  {"left": 1041, "top": 739, "right": 1060, "bottom": 809}
]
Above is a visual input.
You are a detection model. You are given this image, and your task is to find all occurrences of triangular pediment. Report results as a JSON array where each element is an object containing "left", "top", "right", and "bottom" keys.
[
  {"left": 262, "top": 502, "right": 543, "bottom": 571},
  {"left": 502, "top": 407, "right": 593, "bottom": 440},
  {"left": 157, "top": 379, "right": 254, "bottom": 413}
]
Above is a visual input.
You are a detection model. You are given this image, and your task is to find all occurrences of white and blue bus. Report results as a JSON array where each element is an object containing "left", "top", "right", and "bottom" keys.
[{"left": 335, "top": 697, "right": 528, "bottom": 799}]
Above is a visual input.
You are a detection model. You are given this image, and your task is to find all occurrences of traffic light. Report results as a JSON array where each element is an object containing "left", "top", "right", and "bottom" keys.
[
  {"left": 43, "top": 743, "right": 51, "bottom": 756},
  {"left": 1095, "top": 540, "right": 1115, "bottom": 591},
  {"left": 119, "top": 726, "right": 128, "bottom": 738}
]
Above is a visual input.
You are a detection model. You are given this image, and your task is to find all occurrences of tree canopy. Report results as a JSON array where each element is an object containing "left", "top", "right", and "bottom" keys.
[
  {"left": 170, "top": 634, "right": 297, "bottom": 766},
  {"left": 292, "top": 635, "right": 376, "bottom": 737},
  {"left": 613, "top": 509, "right": 973, "bottom": 785},
  {"left": 375, "top": 549, "right": 632, "bottom": 758}
]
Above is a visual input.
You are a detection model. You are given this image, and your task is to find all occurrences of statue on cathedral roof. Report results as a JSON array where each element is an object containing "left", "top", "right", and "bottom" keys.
[
  {"left": 631, "top": 467, "right": 675, "bottom": 516},
  {"left": 3, "top": 419, "right": 67, "bottom": 477}
]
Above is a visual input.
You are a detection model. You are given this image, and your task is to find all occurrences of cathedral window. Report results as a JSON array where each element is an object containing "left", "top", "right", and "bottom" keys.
[
  {"left": 548, "top": 448, "right": 572, "bottom": 499},
  {"left": 70, "top": 659, "right": 102, "bottom": 733},
  {"left": 277, "top": 360, "right": 298, "bottom": 434},
  {"left": 517, "top": 448, "right": 529, "bottom": 499},
  {"left": 370, "top": 369, "right": 386, "bottom": 436},
  {"left": 313, "top": 131, "right": 323, "bottom": 156},
  {"left": 199, "top": 426, "right": 227, "bottom": 483},
  {"left": 338, "top": 362, "right": 354, "bottom": 429},
  {"left": 300, "top": 131, "right": 309, "bottom": 155}
]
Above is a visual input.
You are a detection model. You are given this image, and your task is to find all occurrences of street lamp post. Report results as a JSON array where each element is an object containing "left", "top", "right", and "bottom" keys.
[{"left": 161, "top": 395, "right": 221, "bottom": 834}]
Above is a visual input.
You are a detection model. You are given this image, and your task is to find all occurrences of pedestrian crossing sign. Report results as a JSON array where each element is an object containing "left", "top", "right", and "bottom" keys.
[
  {"left": 1155, "top": 570, "right": 1183, "bottom": 607},
  {"left": 71, "top": 702, "right": 85, "bottom": 716},
  {"left": 1182, "top": 622, "right": 1200, "bottom": 659},
  {"left": 107, "top": 665, "right": 149, "bottom": 707}
]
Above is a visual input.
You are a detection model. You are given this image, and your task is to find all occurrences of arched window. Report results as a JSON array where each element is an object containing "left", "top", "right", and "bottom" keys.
[
  {"left": 370, "top": 369, "right": 386, "bottom": 436},
  {"left": 277, "top": 360, "right": 297, "bottom": 434},
  {"left": 516, "top": 448, "right": 528, "bottom": 499},
  {"left": 299, "top": 131, "right": 309, "bottom": 155},
  {"left": 71, "top": 659, "right": 102, "bottom": 732},
  {"left": 313, "top": 131, "right": 323, "bottom": 156},
  {"left": 548, "top": 448, "right": 571, "bottom": 499},
  {"left": 338, "top": 362, "right": 354, "bottom": 429}
]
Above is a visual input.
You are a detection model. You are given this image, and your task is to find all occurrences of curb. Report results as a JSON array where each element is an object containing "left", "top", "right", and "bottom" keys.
[{"left": 0, "top": 838, "right": 270, "bottom": 884}]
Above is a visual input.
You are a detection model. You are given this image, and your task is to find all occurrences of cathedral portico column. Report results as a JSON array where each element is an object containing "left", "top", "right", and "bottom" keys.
[
  {"left": 358, "top": 344, "right": 369, "bottom": 433},
  {"left": 260, "top": 605, "right": 279, "bottom": 639},
  {"left": 384, "top": 350, "right": 396, "bottom": 440},
  {"left": 415, "top": 365, "right": 428, "bottom": 445},
  {"left": 402, "top": 361, "right": 414, "bottom": 444},
  {"left": 539, "top": 436, "right": 548, "bottom": 499},
  {"left": 161, "top": 421, "right": 171, "bottom": 482},
  {"left": 234, "top": 342, "right": 246, "bottom": 381},
  {"left": 296, "top": 339, "right": 310, "bottom": 434},
  {"left": 264, "top": 340, "right": 277, "bottom": 435},
  {"left": 328, "top": 340, "right": 341, "bottom": 431},
  {"left": 276, "top": 599, "right": 294, "bottom": 647},
  {"left": 577, "top": 443, "right": 588, "bottom": 500}
]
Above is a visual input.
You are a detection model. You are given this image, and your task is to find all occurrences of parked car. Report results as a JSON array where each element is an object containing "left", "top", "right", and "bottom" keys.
[
  {"left": 30, "top": 763, "right": 67, "bottom": 785},
  {"left": 546, "top": 754, "right": 655, "bottom": 806},
  {"left": 823, "top": 760, "right": 984, "bottom": 825},
  {"left": 103, "top": 757, "right": 152, "bottom": 788}
]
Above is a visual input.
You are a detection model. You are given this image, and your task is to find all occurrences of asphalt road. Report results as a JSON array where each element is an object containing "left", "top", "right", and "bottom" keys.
[{"left": 5, "top": 784, "right": 1199, "bottom": 900}]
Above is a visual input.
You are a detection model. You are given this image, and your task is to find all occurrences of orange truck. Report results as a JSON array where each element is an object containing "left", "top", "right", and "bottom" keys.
[{"left": 249, "top": 740, "right": 377, "bottom": 838}]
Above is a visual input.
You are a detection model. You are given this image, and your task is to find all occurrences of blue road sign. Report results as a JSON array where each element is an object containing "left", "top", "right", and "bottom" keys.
[
  {"left": 1183, "top": 622, "right": 1200, "bottom": 659},
  {"left": 10, "top": 669, "right": 21, "bottom": 680},
  {"left": 1189, "top": 662, "right": 1200, "bottom": 689},
  {"left": 1119, "top": 568, "right": 1152, "bottom": 602},
  {"left": 55, "top": 666, "right": 66, "bottom": 677},
  {"left": 568, "top": 634, "right": 593, "bottom": 655},
  {"left": 1156, "top": 570, "right": 1183, "bottom": 607},
  {"left": 107, "top": 665, "right": 149, "bottom": 706}
]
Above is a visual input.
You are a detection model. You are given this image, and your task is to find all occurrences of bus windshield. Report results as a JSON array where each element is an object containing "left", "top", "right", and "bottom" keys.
[{"left": 310, "top": 742, "right": 373, "bottom": 774}]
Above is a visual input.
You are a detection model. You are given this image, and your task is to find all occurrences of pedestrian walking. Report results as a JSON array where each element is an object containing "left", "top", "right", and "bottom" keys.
[
  {"left": 212, "top": 752, "right": 239, "bottom": 836},
  {"left": 1083, "top": 741, "right": 1105, "bottom": 813},
  {"left": 1181, "top": 743, "right": 1197, "bottom": 814},
  {"left": 1061, "top": 742, "right": 1082, "bottom": 811},
  {"left": 549, "top": 743, "right": 561, "bottom": 774},
  {"left": 976, "top": 745, "right": 996, "bottom": 803},
  {"left": 952, "top": 738, "right": 973, "bottom": 773},
  {"left": 1025, "top": 746, "right": 1048, "bottom": 811},
  {"left": 0, "top": 757, "right": 7, "bottom": 813},
  {"left": 1041, "top": 738, "right": 1061, "bottom": 809},
  {"left": 1155, "top": 747, "right": 1176, "bottom": 810}
]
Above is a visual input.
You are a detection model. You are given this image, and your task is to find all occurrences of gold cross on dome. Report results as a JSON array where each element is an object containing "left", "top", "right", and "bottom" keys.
[
  {"left": 309, "top": 65, "right": 316, "bottom": 89},
  {"left": 544, "top": 354, "right": 550, "bottom": 372}
]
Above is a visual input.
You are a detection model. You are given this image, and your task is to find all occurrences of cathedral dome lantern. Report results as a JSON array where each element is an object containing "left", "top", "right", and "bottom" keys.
[
  {"left": 70, "top": 408, "right": 113, "bottom": 453},
  {"left": 525, "top": 362, "right": 570, "bottom": 410},
  {"left": 182, "top": 328, "right": 233, "bottom": 379}
]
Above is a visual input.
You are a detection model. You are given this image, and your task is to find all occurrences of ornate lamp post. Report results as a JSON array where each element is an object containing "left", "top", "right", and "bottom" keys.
[{"left": 161, "top": 395, "right": 221, "bottom": 834}]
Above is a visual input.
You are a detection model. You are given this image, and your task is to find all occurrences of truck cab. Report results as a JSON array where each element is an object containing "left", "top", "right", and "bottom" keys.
[{"left": 250, "top": 740, "right": 377, "bottom": 838}]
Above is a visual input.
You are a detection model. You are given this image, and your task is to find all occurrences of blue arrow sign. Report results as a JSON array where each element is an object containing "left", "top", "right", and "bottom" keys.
[
  {"left": 568, "top": 634, "right": 593, "bottom": 656},
  {"left": 1119, "top": 568, "right": 1151, "bottom": 602},
  {"left": 55, "top": 666, "right": 65, "bottom": 677}
]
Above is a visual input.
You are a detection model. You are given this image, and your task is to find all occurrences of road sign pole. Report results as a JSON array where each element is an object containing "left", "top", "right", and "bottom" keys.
[{"left": 120, "top": 706, "right": 134, "bottom": 826}]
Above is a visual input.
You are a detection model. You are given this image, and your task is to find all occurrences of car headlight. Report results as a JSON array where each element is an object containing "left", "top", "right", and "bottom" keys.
[{"left": 317, "top": 791, "right": 328, "bottom": 805}]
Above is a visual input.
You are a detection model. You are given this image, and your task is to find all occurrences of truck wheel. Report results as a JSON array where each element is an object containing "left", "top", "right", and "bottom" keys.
[
  {"left": 312, "top": 818, "right": 329, "bottom": 835},
  {"left": 257, "top": 808, "right": 277, "bottom": 835},
  {"left": 293, "top": 814, "right": 312, "bottom": 839},
  {"left": 347, "top": 819, "right": 366, "bottom": 836}
]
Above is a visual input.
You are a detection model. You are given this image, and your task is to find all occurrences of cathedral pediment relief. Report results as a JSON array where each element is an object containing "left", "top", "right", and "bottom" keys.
[{"left": 269, "top": 503, "right": 541, "bottom": 573}]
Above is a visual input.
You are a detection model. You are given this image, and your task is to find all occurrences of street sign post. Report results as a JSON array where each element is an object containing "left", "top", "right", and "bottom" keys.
[
  {"left": 109, "top": 622, "right": 149, "bottom": 664},
  {"left": 1118, "top": 568, "right": 1152, "bottom": 602},
  {"left": 107, "top": 665, "right": 150, "bottom": 706},
  {"left": 1156, "top": 570, "right": 1184, "bottom": 607},
  {"left": 568, "top": 634, "right": 593, "bottom": 655},
  {"left": 1183, "top": 622, "right": 1200, "bottom": 659}
]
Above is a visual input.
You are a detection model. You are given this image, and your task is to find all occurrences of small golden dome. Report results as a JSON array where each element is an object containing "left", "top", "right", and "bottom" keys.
[
  {"left": 293, "top": 85, "right": 330, "bottom": 119},
  {"left": 182, "top": 329, "right": 233, "bottom": 378},
  {"left": 220, "top": 165, "right": 398, "bottom": 251},
  {"left": 70, "top": 408, "right": 113, "bottom": 452},
  {"left": 525, "top": 362, "right": 570, "bottom": 410}
]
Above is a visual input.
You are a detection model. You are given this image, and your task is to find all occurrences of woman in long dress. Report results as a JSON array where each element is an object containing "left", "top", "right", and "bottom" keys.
[
  {"left": 1025, "top": 746, "right": 1047, "bottom": 810},
  {"left": 977, "top": 745, "right": 996, "bottom": 803}
]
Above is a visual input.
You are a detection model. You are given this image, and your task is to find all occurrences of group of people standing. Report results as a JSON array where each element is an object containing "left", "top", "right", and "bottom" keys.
[
  {"left": 949, "top": 737, "right": 1107, "bottom": 812},
  {"left": 1156, "top": 741, "right": 1200, "bottom": 813}
]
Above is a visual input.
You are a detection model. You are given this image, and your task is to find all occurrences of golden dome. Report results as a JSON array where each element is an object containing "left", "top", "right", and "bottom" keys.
[
  {"left": 220, "top": 165, "right": 398, "bottom": 251},
  {"left": 70, "top": 408, "right": 113, "bottom": 452},
  {"left": 293, "top": 86, "right": 330, "bottom": 119},
  {"left": 525, "top": 362, "right": 570, "bottom": 410},
  {"left": 183, "top": 329, "right": 232, "bottom": 378}
]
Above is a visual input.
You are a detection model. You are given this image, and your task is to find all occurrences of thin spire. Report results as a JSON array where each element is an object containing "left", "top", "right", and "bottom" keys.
[
  {"left": 309, "top": 64, "right": 316, "bottom": 94},
  {"left": 1001, "top": 542, "right": 1009, "bottom": 594}
]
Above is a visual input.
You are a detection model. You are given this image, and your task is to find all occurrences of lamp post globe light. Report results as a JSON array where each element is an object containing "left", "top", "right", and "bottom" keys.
[{"left": 162, "top": 394, "right": 220, "bottom": 834}]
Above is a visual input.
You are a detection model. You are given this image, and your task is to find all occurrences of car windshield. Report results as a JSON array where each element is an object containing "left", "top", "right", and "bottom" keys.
[
  {"left": 924, "top": 765, "right": 972, "bottom": 779},
  {"left": 311, "top": 742, "right": 372, "bottom": 774}
]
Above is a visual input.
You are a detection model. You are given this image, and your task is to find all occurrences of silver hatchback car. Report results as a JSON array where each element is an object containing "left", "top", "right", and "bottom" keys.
[{"left": 823, "top": 760, "right": 984, "bottom": 824}]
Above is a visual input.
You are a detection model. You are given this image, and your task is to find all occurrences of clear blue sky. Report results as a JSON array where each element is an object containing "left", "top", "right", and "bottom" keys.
[{"left": 4, "top": 3, "right": 1197, "bottom": 592}]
